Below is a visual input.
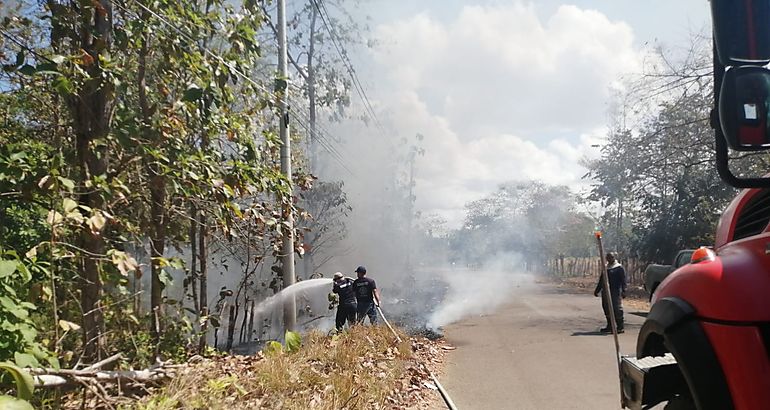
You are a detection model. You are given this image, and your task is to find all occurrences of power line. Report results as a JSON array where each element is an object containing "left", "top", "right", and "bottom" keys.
[
  {"left": 258, "top": 0, "right": 368, "bottom": 175},
  {"left": 260, "top": 9, "right": 355, "bottom": 175},
  {"left": 290, "top": 110, "right": 356, "bottom": 177},
  {"left": 315, "top": 0, "right": 383, "bottom": 132},
  {"left": 249, "top": 0, "right": 357, "bottom": 176},
  {"left": 0, "top": 30, "right": 55, "bottom": 65},
  {"left": 315, "top": 0, "right": 381, "bottom": 129},
  {"left": 287, "top": 95, "right": 348, "bottom": 159},
  {"left": 311, "top": 0, "right": 388, "bottom": 136},
  {"left": 108, "top": 0, "right": 355, "bottom": 176},
  {"left": 283, "top": 93, "right": 354, "bottom": 173}
]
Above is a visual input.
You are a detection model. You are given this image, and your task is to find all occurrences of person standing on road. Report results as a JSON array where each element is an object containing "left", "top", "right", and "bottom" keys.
[
  {"left": 594, "top": 253, "right": 627, "bottom": 333},
  {"left": 332, "top": 272, "right": 357, "bottom": 331},
  {"left": 353, "top": 266, "right": 380, "bottom": 324}
]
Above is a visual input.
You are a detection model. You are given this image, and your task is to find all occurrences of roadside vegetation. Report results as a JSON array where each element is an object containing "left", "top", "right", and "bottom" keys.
[
  {"left": 0, "top": 0, "right": 424, "bottom": 406},
  {"left": 137, "top": 326, "right": 441, "bottom": 410}
]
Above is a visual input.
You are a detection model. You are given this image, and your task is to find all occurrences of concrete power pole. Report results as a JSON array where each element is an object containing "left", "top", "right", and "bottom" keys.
[{"left": 277, "top": 0, "right": 296, "bottom": 332}]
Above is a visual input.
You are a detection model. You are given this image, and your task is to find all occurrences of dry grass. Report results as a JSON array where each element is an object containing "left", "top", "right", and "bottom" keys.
[{"left": 134, "top": 326, "right": 417, "bottom": 410}]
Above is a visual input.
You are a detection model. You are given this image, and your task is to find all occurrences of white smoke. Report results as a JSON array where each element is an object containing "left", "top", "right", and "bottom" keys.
[{"left": 427, "top": 253, "right": 535, "bottom": 330}]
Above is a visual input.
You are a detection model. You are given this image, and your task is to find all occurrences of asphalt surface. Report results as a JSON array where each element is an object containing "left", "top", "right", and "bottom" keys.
[{"left": 436, "top": 282, "right": 647, "bottom": 410}]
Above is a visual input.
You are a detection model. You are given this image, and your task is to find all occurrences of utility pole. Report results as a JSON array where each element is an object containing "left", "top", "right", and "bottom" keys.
[{"left": 277, "top": 0, "right": 296, "bottom": 332}]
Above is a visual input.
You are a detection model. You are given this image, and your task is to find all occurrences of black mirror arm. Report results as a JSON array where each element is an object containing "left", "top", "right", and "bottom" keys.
[{"left": 713, "top": 124, "right": 770, "bottom": 187}]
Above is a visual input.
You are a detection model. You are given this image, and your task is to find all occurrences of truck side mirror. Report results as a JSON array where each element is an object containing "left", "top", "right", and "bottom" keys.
[
  {"left": 719, "top": 66, "right": 770, "bottom": 151},
  {"left": 710, "top": 1, "right": 770, "bottom": 187},
  {"left": 712, "top": 0, "right": 770, "bottom": 66}
]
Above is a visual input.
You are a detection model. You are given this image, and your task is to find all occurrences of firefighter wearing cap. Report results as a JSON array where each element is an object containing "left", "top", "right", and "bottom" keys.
[
  {"left": 332, "top": 272, "right": 357, "bottom": 331},
  {"left": 353, "top": 266, "right": 380, "bottom": 324},
  {"left": 594, "top": 253, "right": 627, "bottom": 333}
]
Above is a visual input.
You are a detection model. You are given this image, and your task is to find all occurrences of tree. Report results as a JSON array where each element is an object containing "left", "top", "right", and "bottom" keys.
[
  {"left": 583, "top": 36, "right": 766, "bottom": 262},
  {"left": 45, "top": 0, "right": 116, "bottom": 360},
  {"left": 451, "top": 181, "right": 593, "bottom": 270},
  {"left": 299, "top": 180, "right": 352, "bottom": 275},
  {"left": 0, "top": 0, "right": 302, "bottom": 367}
]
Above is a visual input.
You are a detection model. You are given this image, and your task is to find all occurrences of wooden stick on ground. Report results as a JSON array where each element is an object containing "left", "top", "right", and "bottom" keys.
[{"left": 82, "top": 353, "right": 123, "bottom": 372}]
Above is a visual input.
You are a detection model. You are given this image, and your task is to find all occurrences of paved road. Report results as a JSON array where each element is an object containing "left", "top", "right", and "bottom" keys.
[{"left": 436, "top": 282, "right": 647, "bottom": 410}]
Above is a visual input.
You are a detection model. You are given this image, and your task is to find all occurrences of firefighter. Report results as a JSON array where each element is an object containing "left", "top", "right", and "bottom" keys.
[
  {"left": 594, "top": 253, "right": 626, "bottom": 333},
  {"left": 353, "top": 266, "right": 380, "bottom": 324},
  {"left": 332, "top": 272, "right": 357, "bottom": 331}
]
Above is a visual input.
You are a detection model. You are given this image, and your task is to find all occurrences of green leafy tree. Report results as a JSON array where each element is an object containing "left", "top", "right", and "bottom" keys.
[
  {"left": 0, "top": 0, "right": 305, "bottom": 368},
  {"left": 451, "top": 181, "right": 593, "bottom": 270},
  {"left": 583, "top": 38, "right": 765, "bottom": 262}
]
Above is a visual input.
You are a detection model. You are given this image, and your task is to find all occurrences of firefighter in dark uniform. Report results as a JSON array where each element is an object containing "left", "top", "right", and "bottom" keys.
[
  {"left": 332, "top": 272, "right": 357, "bottom": 331},
  {"left": 353, "top": 266, "right": 380, "bottom": 324},
  {"left": 594, "top": 253, "right": 627, "bottom": 333}
]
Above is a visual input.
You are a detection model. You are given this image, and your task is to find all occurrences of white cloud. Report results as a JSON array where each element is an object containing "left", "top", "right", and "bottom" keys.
[{"left": 345, "top": 2, "right": 647, "bottom": 227}]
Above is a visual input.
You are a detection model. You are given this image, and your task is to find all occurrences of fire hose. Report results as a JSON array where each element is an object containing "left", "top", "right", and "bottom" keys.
[{"left": 375, "top": 304, "right": 459, "bottom": 410}]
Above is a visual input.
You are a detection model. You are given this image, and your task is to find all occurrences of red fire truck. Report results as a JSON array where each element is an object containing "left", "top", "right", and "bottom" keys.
[{"left": 618, "top": 2, "right": 770, "bottom": 409}]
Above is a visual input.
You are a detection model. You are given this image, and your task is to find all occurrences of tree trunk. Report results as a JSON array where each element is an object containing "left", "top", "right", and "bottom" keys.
[
  {"left": 149, "top": 183, "right": 166, "bottom": 327},
  {"left": 226, "top": 305, "right": 236, "bottom": 352},
  {"left": 149, "top": 231, "right": 165, "bottom": 336},
  {"left": 137, "top": 5, "right": 167, "bottom": 341},
  {"left": 133, "top": 270, "right": 142, "bottom": 315},
  {"left": 69, "top": 1, "right": 114, "bottom": 361},
  {"left": 247, "top": 300, "right": 255, "bottom": 343},
  {"left": 189, "top": 203, "right": 199, "bottom": 313},
  {"left": 239, "top": 297, "right": 249, "bottom": 344},
  {"left": 198, "top": 213, "right": 208, "bottom": 352}
]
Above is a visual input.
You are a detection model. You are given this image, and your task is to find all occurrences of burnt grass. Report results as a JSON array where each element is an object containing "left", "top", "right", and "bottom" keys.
[{"left": 384, "top": 276, "right": 449, "bottom": 341}]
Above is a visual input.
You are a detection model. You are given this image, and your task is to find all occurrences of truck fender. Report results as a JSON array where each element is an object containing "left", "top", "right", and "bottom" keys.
[{"left": 637, "top": 297, "right": 733, "bottom": 410}]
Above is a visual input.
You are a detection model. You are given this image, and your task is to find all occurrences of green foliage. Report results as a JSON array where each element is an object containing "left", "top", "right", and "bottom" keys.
[
  {"left": 0, "top": 134, "right": 54, "bottom": 255},
  {"left": 0, "top": 397, "right": 33, "bottom": 410},
  {"left": 0, "top": 0, "right": 316, "bottom": 389},
  {"left": 585, "top": 60, "right": 738, "bottom": 261},
  {"left": 263, "top": 340, "right": 283, "bottom": 355},
  {"left": 0, "top": 252, "right": 55, "bottom": 368},
  {"left": 284, "top": 330, "right": 301, "bottom": 353},
  {"left": 107, "top": 306, "right": 194, "bottom": 368},
  {"left": 262, "top": 331, "right": 302, "bottom": 355},
  {"left": 0, "top": 361, "right": 35, "bottom": 410},
  {"left": 0, "top": 361, "right": 34, "bottom": 400}
]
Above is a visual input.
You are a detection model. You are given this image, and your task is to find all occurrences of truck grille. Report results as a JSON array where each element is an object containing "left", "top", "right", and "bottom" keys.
[{"left": 734, "top": 189, "right": 770, "bottom": 240}]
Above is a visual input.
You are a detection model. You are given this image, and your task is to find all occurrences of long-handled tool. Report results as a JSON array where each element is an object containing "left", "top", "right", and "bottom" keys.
[
  {"left": 595, "top": 231, "right": 624, "bottom": 408},
  {"left": 375, "top": 304, "right": 458, "bottom": 410}
]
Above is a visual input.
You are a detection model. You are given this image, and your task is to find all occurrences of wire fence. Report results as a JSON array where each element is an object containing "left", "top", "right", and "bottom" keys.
[{"left": 544, "top": 256, "right": 648, "bottom": 287}]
